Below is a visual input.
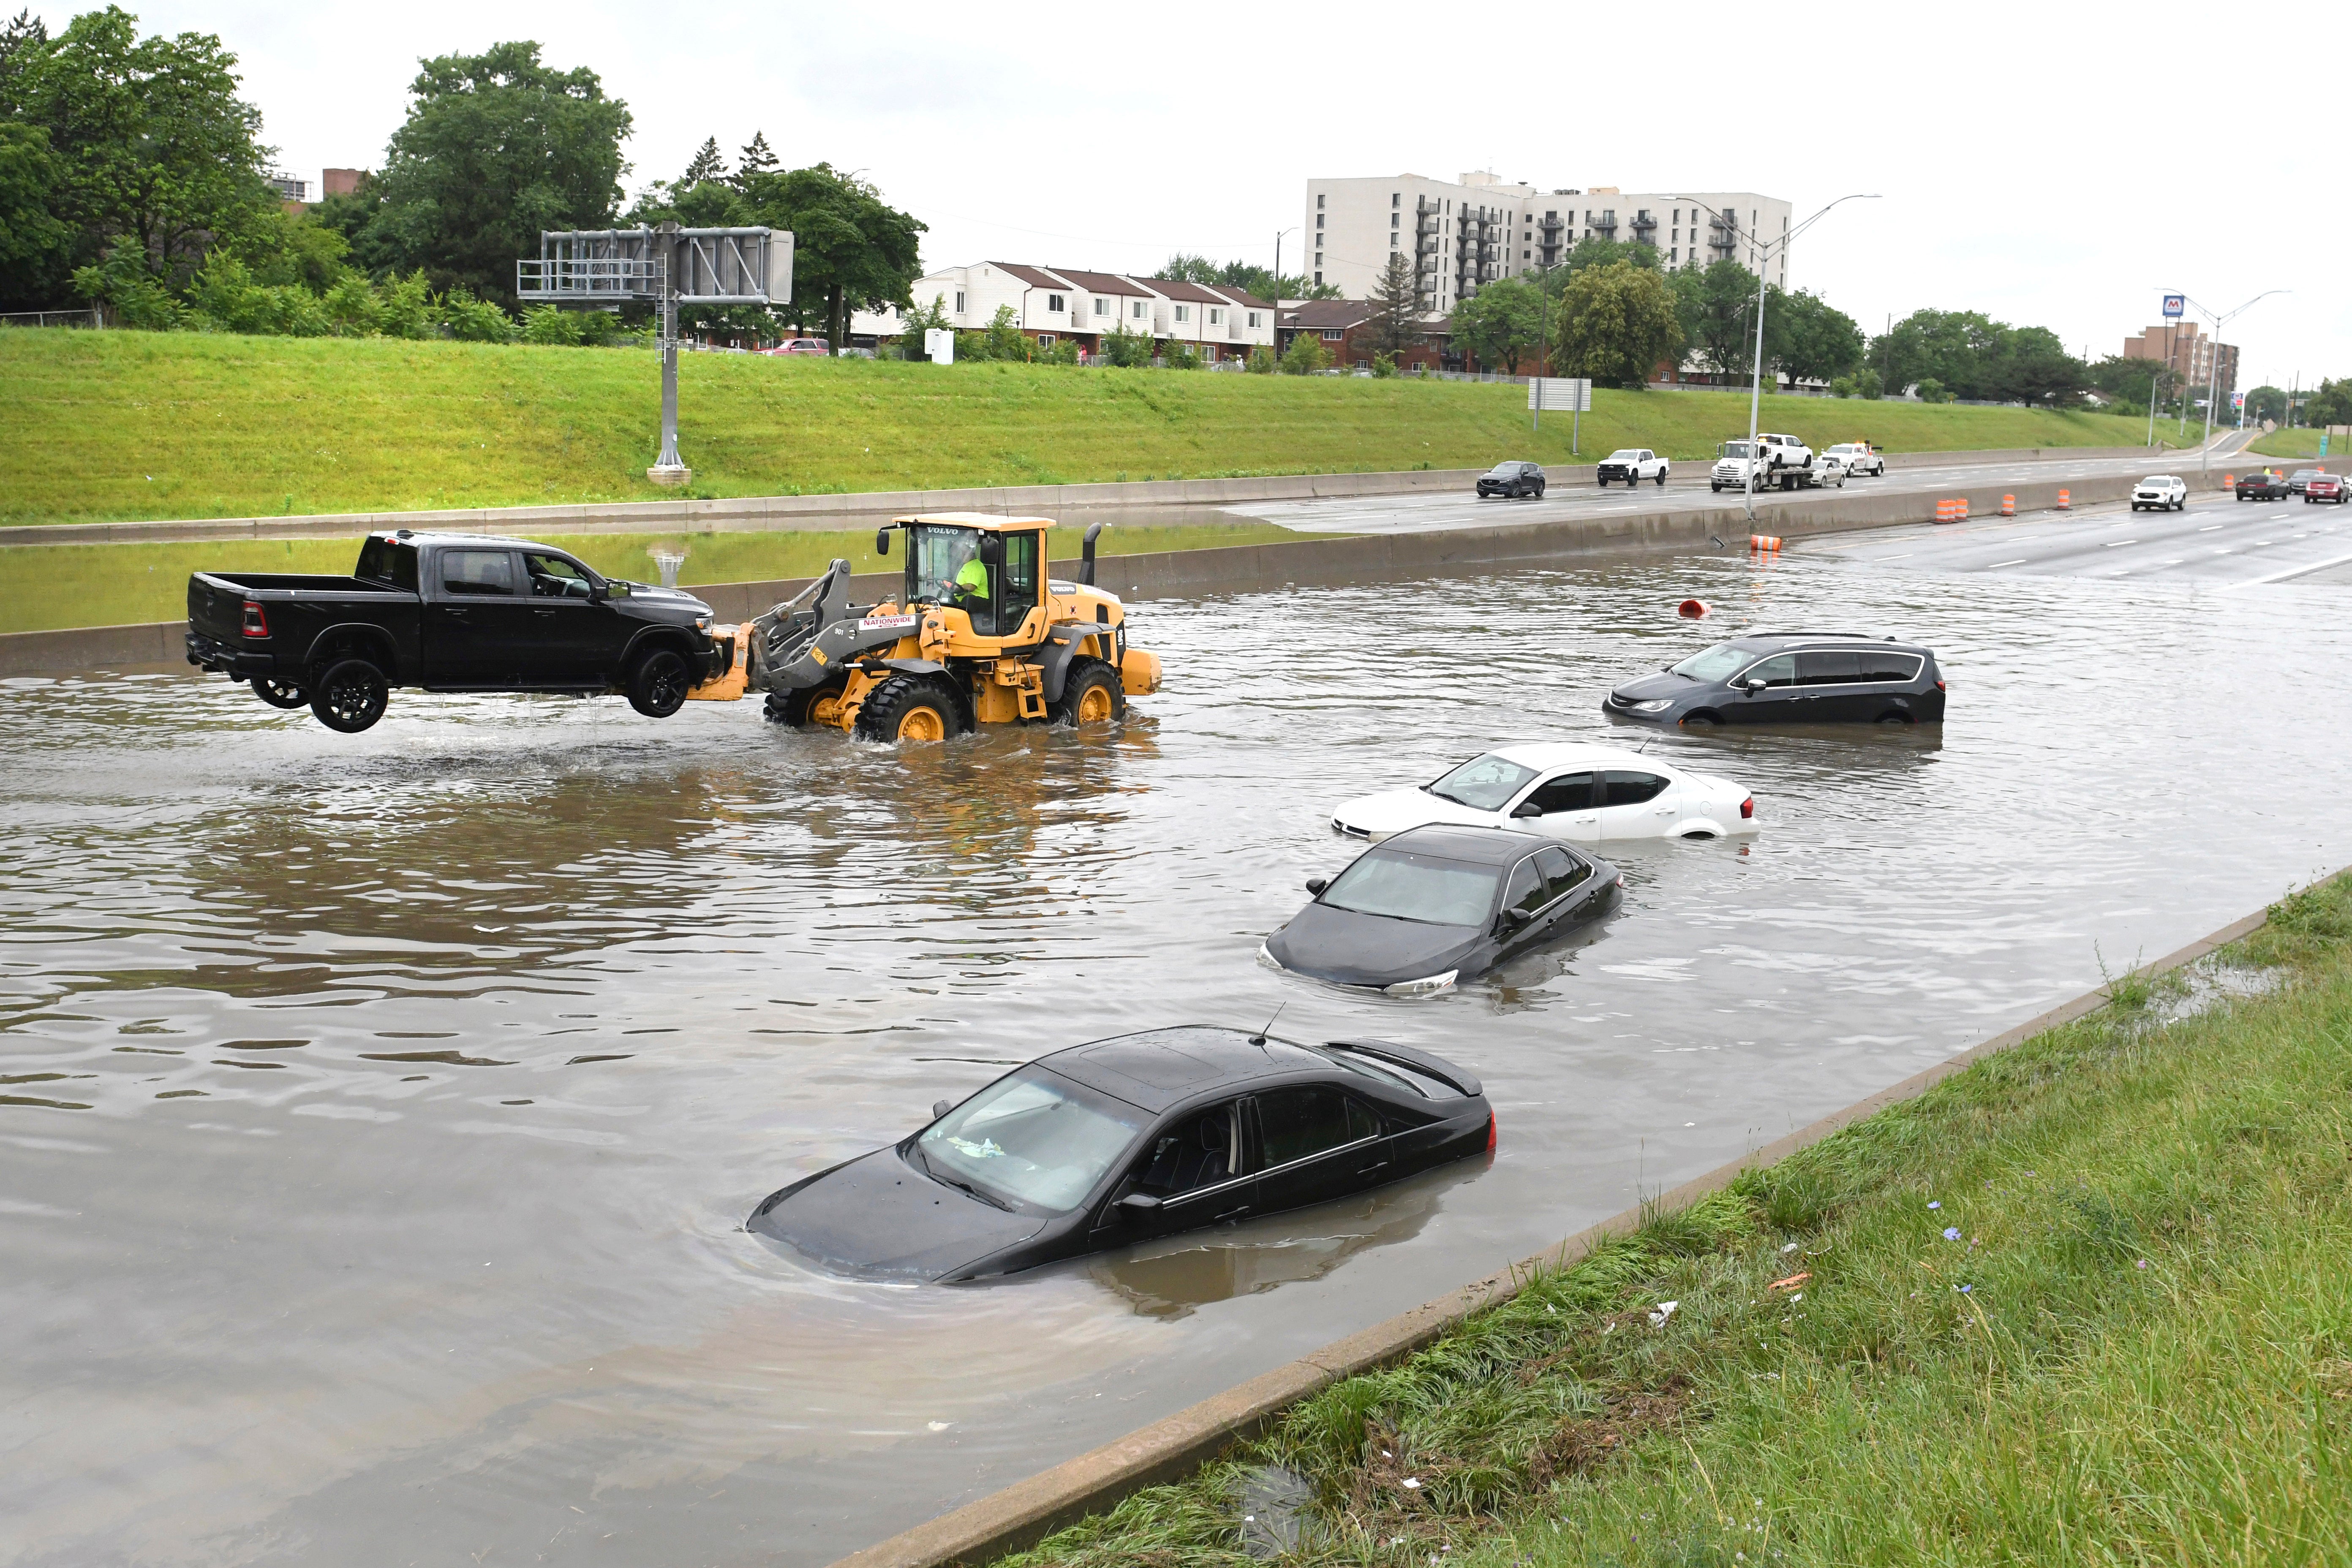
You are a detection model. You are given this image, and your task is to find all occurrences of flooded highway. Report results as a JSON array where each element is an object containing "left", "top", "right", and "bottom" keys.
[{"left": 5, "top": 542, "right": 2350, "bottom": 1566}]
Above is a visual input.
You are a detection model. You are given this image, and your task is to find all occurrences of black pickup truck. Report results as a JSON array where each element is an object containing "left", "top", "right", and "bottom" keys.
[{"left": 185, "top": 531, "right": 729, "bottom": 732}]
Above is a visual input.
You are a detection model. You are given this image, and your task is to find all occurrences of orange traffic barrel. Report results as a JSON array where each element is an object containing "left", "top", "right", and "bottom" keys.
[
  {"left": 2000, "top": 494, "right": 2015, "bottom": 517},
  {"left": 1749, "top": 534, "right": 1782, "bottom": 553},
  {"left": 1935, "top": 498, "right": 1966, "bottom": 523},
  {"left": 2057, "top": 489, "right": 2071, "bottom": 511},
  {"left": 1677, "top": 597, "right": 1710, "bottom": 618},
  {"left": 2224, "top": 474, "right": 2235, "bottom": 486}
]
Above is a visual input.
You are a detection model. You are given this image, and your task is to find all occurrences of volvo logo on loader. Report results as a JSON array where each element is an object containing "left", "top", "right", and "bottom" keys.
[{"left": 739, "top": 513, "right": 1162, "bottom": 743}]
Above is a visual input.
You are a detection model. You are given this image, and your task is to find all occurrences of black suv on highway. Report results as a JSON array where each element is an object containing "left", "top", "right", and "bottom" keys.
[
  {"left": 1603, "top": 631, "right": 1946, "bottom": 727},
  {"left": 1475, "top": 461, "right": 1546, "bottom": 499},
  {"left": 2235, "top": 471, "right": 2291, "bottom": 501}
]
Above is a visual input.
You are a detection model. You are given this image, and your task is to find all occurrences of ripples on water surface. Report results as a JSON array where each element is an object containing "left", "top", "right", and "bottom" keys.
[{"left": 3, "top": 553, "right": 2346, "bottom": 1564}]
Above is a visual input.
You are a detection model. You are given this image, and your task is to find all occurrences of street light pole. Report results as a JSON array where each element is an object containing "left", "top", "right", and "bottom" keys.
[{"left": 2178, "top": 289, "right": 2285, "bottom": 471}]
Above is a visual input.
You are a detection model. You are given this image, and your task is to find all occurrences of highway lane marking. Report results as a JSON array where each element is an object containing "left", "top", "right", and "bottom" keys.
[
  {"left": 2103, "top": 540, "right": 2137, "bottom": 547},
  {"left": 2199, "top": 525, "right": 2223, "bottom": 531},
  {"left": 1987, "top": 558, "right": 2028, "bottom": 568},
  {"left": 2229, "top": 548, "right": 2352, "bottom": 587}
]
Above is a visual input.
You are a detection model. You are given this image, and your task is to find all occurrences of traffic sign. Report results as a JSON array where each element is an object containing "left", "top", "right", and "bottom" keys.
[
  {"left": 1529, "top": 377, "right": 1592, "bottom": 411},
  {"left": 2161, "top": 294, "right": 2185, "bottom": 318}
]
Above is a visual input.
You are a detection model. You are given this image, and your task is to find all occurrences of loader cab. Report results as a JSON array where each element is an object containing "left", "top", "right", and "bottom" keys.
[{"left": 886, "top": 515, "right": 1050, "bottom": 642}]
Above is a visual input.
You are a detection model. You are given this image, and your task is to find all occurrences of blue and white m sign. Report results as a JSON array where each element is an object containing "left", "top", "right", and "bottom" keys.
[{"left": 2162, "top": 294, "right": 2185, "bottom": 318}]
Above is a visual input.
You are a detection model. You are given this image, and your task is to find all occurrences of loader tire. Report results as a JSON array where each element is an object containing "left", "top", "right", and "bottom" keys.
[
  {"left": 767, "top": 678, "right": 849, "bottom": 729},
  {"left": 855, "top": 675, "right": 966, "bottom": 743},
  {"left": 1052, "top": 657, "right": 1126, "bottom": 727}
]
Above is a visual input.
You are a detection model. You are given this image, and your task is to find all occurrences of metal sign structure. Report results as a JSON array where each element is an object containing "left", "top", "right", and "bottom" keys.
[
  {"left": 517, "top": 225, "right": 793, "bottom": 482},
  {"left": 2161, "top": 293, "right": 2185, "bottom": 318},
  {"left": 1529, "top": 376, "right": 1593, "bottom": 452}
]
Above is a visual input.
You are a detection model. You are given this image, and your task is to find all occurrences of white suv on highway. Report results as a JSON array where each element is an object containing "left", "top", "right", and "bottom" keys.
[{"left": 2131, "top": 476, "right": 2188, "bottom": 512}]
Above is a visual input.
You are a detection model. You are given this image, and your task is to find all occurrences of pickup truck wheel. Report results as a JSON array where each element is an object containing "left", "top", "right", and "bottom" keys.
[
  {"left": 854, "top": 674, "right": 967, "bottom": 743},
  {"left": 250, "top": 676, "right": 308, "bottom": 709},
  {"left": 1052, "top": 658, "right": 1126, "bottom": 727},
  {"left": 309, "top": 659, "right": 387, "bottom": 733},
  {"left": 1654, "top": 470, "right": 1666, "bottom": 486},
  {"left": 626, "top": 649, "right": 691, "bottom": 718}
]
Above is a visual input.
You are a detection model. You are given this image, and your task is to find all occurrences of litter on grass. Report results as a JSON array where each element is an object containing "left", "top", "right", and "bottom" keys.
[
  {"left": 1648, "top": 1300, "right": 1679, "bottom": 1327},
  {"left": 1767, "top": 1271, "right": 1810, "bottom": 1293}
]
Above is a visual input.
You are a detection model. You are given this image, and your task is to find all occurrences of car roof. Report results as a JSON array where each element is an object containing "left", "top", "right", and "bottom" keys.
[
  {"left": 1718, "top": 630, "right": 1927, "bottom": 652},
  {"left": 1041, "top": 1026, "right": 1337, "bottom": 1112},
  {"left": 1485, "top": 741, "right": 1682, "bottom": 774},
  {"left": 373, "top": 530, "right": 569, "bottom": 550},
  {"left": 1376, "top": 822, "right": 1552, "bottom": 863}
]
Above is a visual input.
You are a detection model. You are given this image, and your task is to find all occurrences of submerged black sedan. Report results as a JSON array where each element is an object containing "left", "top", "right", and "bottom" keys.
[
  {"left": 1261, "top": 824, "right": 1620, "bottom": 995},
  {"left": 749, "top": 1028, "right": 1493, "bottom": 1283}
]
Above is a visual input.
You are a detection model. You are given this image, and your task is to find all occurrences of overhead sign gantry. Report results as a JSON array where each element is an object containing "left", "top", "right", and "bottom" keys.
[{"left": 518, "top": 225, "right": 793, "bottom": 485}]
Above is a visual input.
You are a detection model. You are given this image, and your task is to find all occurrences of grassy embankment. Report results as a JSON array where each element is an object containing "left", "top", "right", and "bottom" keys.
[
  {"left": 2250, "top": 428, "right": 2341, "bottom": 461},
  {"left": 0, "top": 329, "right": 2174, "bottom": 634},
  {"left": 995, "top": 876, "right": 2352, "bottom": 1568}
]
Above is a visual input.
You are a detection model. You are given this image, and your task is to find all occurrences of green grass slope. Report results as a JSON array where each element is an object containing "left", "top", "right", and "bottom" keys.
[
  {"left": 996, "top": 876, "right": 2352, "bottom": 1568},
  {"left": 3, "top": 329, "right": 2168, "bottom": 529}
]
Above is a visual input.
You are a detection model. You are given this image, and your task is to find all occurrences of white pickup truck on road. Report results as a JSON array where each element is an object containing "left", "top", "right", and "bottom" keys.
[
  {"left": 1710, "top": 433, "right": 1818, "bottom": 493},
  {"left": 1595, "top": 448, "right": 1670, "bottom": 486}
]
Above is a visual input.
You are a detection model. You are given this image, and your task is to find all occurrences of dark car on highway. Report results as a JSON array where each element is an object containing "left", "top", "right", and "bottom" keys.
[
  {"left": 1262, "top": 824, "right": 1619, "bottom": 995},
  {"left": 2308, "top": 475, "right": 2348, "bottom": 505},
  {"left": 1475, "top": 461, "right": 1546, "bottom": 499},
  {"left": 1604, "top": 632, "right": 1946, "bottom": 727},
  {"left": 749, "top": 1028, "right": 1494, "bottom": 1282},
  {"left": 185, "top": 531, "right": 730, "bottom": 733},
  {"left": 2288, "top": 469, "right": 2327, "bottom": 495},
  {"left": 2236, "top": 471, "right": 2291, "bottom": 501}
]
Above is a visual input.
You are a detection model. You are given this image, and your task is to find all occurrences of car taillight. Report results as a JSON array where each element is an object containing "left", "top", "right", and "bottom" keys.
[
  {"left": 1485, "top": 1111, "right": 1496, "bottom": 1153},
  {"left": 240, "top": 601, "right": 269, "bottom": 638},
  {"left": 1740, "top": 796, "right": 1754, "bottom": 819},
  {"left": 1936, "top": 680, "right": 1946, "bottom": 692}
]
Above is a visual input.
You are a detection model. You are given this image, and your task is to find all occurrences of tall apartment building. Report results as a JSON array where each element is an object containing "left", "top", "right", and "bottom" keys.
[
  {"left": 1304, "top": 173, "right": 1791, "bottom": 308},
  {"left": 2122, "top": 320, "right": 2239, "bottom": 404}
]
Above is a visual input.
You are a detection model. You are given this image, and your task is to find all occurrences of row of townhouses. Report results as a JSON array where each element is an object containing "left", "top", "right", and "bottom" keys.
[
  {"left": 1304, "top": 172, "right": 1791, "bottom": 310},
  {"left": 865, "top": 264, "right": 1277, "bottom": 361}
]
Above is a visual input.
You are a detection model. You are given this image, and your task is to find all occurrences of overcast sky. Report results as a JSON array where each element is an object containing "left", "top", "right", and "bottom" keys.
[{"left": 52, "top": 0, "right": 2352, "bottom": 393}]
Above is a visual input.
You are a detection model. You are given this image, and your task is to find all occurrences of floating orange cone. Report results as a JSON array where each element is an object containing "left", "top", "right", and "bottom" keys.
[
  {"left": 2000, "top": 494, "right": 2015, "bottom": 517},
  {"left": 2057, "top": 489, "right": 2071, "bottom": 511},
  {"left": 1749, "top": 534, "right": 1782, "bottom": 553},
  {"left": 1677, "top": 598, "right": 1710, "bottom": 618}
]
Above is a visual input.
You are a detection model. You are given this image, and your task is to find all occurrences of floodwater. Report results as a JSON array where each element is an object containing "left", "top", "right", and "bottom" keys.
[{"left": 4, "top": 550, "right": 2348, "bottom": 1566}]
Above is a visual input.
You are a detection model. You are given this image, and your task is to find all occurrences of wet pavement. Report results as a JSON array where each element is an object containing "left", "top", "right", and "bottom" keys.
[{"left": 3, "top": 537, "right": 2349, "bottom": 1565}]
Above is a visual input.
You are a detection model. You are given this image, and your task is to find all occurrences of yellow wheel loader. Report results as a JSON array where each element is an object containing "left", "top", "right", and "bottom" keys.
[{"left": 731, "top": 513, "right": 1162, "bottom": 743}]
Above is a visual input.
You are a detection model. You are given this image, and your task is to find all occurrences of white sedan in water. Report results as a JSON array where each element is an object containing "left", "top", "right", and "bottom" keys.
[{"left": 1329, "top": 743, "right": 1758, "bottom": 844}]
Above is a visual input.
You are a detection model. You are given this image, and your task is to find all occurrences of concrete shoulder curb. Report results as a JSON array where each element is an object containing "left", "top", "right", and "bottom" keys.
[{"left": 828, "top": 900, "right": 2282, "bottom": 1568}]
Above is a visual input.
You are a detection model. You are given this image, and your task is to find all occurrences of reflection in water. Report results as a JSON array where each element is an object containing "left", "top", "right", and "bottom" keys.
[
  {"left": 1085, "top": 1161, "right": 1474, "bottom": 1319},
  {"left": 4, "top": 555, "right": 2352, "bottom": 1566}
]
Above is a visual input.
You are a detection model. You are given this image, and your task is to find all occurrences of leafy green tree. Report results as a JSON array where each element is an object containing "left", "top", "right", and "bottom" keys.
[
  {"left": 1770, "top": 289, "right": 1864, "bottom": 385},
  {"left": 1553, "top": 260, "right": 1682, "bottom": 388},
  {"left": 1157, "top": 339, "right": 1198, "bottom": 370},
  {"left": 1245, "top": 344, "right": 1274, "bottom": 373},
  {"left": 1556, "top": 233, "right": 1658, "bottom": 275},
  {"left": 242, "top": 208, "right": 350, "bottom": 293},
  {"left": 1451, "top": 275, "right": 1546, "bottom": 374},
  {"left": 521, "top": 302, "right": 583, "bottom": 345},
  {"left": 1985, "top": 324, "right": 2088, "bottom": 406},
  {"left": 957, "top": 304, "right": 1030, "bottom": 362},
  {"left": 1279, "top": 331, "right": 1330, "bottom": 374},
  {"left": 438, "top": 288, "right": 514, "bottom": 342},
  {"left": 1873, "top": 309, "right": 2001, "bottom": 401},
  {"left": 2243, "top": 384, "right": 2287, "bottom": 424},
  {"left": 2308, "top": 378, "right": 2352, "bottom": 428},
  {"left": 0, "top": 120, "right": 70, "bottom": 305},
  {"left": 364, "top": 41, "right": 631, "bottom": 307},
  {"left": 896, "top": 292, "right": 950, "bottom": 360},
  {"left": 18, "top": 6, "right": 275, "bottom": 296},
  {"left": 2089, "top": 354, "right": 2165, "bottom": 406},
  {"left": 680, "top": 136, "right": 724, "bottom": 187},
  {"left": 1100, "top": 321, "right": 1154, "bottom": 368},
  {"left": 68, "top": 239, "right": 180, "bottom": 327},
  {"left": 1363, "top": 253, "right": 1424, "bottom": 359},
  {"left": 736, "top": 163, "right": 923, "bottom": 355},
  {"left": 1162, "top": 251, "right": 1334, "bottom": 301},
  {"left": 1668, "top": 259, "right": 1764, "bottom": 380}
]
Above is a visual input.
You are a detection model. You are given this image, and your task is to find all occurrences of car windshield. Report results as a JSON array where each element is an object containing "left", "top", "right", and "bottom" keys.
[
  {"left": 1486, "top": 463, "right": 1524, "bottom": 476},
  {"left": 914, "top": 1065, "right": 1143, "bottom": 1214},
  {"left": 1669, "top": 641, "right": 1759, "bottom": 682},
  {"left": 1426, "top": 753, "right": 1538, "bottom": 810},
  {"left": 908, "top": 525, "right": 981, "bottom": 604},
  {"left": 1320, "top": 848, "right": 1500, "bottom": 927},
  {"left": 1720, "top": 442, "right": 1752, "bottom": 459},
  {"left": 1605, "top": 449, "right": 1639, "bottom": 461},
  {"left": 2142, "top": 476, "right": 2180, "bottom": 485}
]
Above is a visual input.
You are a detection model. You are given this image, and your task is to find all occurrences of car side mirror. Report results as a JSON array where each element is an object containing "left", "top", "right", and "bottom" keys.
[
  {"left": 1745, "top": 678, "right": 1767, "bottom": 694},
  {"left": 588, "top": 583, "right": 609, "bottom": 603},
  {"left": 1305, "top": 877, "right": 1328, "bottom": 896},
  {"left": 1511, "top": 800, "right": 1543, "bottom": 819},
  {"left": 1500, "top": 906, "right": 1531, "bottom": 928},
  {"left": 874, "top": 527, "right": 891, "bottom": 557},
  {"left": 931, "top": 1099, "right": 952, "bottom": 1122},
  {"left": 979, "top": 533, "right": 1003, "bottom": 566},
  {"left": 1118, "top": 1192, "right": 1161, "bottom": 1214}
]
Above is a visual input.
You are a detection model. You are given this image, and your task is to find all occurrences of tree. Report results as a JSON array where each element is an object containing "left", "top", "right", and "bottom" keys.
[
  {"left": 1872, "top": 309, "right": 2002, "bottom": 401},
  {"left": 1557, "top": 233, "right": 1658, "bottom": 275},
  {"left": 1449, "top": 275, "right": 1545, "bottom": 374},
  {"left": 736, "top": 163, "right": 923, "bottom": 355},
  {"left": 734, "top": 130, "right": 778, "bottom": 188},
  {"left": 364, "top": 41, "right": 632, "bottom": 307},
  {"left": 1278, "top": 331, "right": 1330, "bottom": 374},
  {"left": 2308, "top": 378, "right": 2352, "bottom": 428},
  {"left": 1162, "top": 251, "right": 1334, "bottom": 301},
  {"left": 1552, "top": 260, "right": 1682, "bottom": 388},
  {"left": 2243, "top": 384, "right": 2288, "bottom": 424},
  {"left": 1362, "top": 253, "right": 1423, "bottom": 359},
  {"left": 1984, "top": 324, "right": 2088, "bottom": 406},
  {"left": 0, "top": 120, "right": 70, "bottom": 306},
  {"left": 1769, "top": 289, "right": 1864, "bottom": 385},
  {"left": 897, "top": 291, "right": 949, "bottom": 359},
  {"left": 1668, "top": 260, "right": 1764, "bottom": 381},
  {"left": 680, "top": 136, "right": 724, "bottom": 188},
  {"left": 13, "top": 6, "right": 275, "bottom": 298}
]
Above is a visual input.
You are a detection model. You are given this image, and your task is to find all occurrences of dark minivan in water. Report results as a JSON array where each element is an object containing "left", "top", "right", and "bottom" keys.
[{"left": 1605, "top": 632, "right": 1946, "bottom": 727}]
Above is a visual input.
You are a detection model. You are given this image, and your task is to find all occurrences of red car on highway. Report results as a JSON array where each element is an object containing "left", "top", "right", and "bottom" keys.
[{"left": 2305, "top": 474, "right": 2347, "bottom": 505}]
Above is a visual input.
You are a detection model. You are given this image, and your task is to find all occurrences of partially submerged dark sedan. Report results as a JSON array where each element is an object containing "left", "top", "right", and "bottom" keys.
[
  {"left": 1261, "top": 824, "right": 1619, "bottom": 995},
  {"left": 749, "top": 1028, "right": 1493, "bottom": 1282},
  {"left": 1604, "top": 632, "right": 1946, "bottom": 727}
]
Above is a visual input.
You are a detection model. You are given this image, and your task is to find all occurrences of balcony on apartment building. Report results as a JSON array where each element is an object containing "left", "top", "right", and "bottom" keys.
[
  {"left": 1589, "top": 213, "right": 1617, "bottom": 234},
  {"left": 1631, "top": 212, "right": 1656, "bottom": 237}
]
